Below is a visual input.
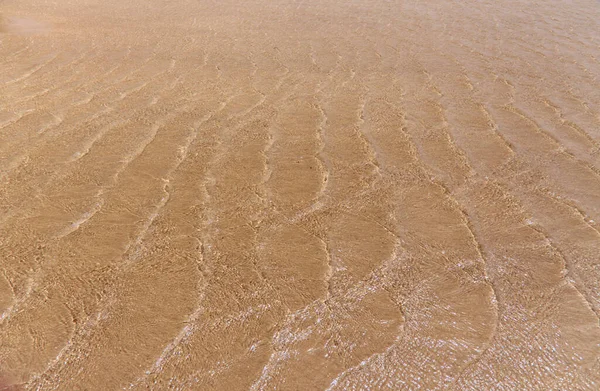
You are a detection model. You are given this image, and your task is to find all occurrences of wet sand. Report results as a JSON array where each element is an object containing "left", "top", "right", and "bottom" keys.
[{"left": 1, "top": 0, "right": 600, "bottom": 389}]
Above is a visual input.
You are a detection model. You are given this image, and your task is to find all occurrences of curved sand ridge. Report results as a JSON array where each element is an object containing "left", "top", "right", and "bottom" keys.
[{"left": 1, "top": 0, "right": 600, "bottom": 389}]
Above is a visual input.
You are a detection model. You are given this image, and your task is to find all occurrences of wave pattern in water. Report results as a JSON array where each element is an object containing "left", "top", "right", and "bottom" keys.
[{"left": 1, "top": 0, "right": 600, "bottom": 389}]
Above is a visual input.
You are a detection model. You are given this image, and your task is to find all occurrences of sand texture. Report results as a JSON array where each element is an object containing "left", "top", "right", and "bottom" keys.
[{"left": 1, "top": 0, "right": 600, "bottom": 389}]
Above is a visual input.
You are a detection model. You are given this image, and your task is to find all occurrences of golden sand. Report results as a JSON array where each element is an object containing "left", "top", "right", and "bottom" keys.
[{"left": 1, "top": 0, "right": 600, "bottom": 389}]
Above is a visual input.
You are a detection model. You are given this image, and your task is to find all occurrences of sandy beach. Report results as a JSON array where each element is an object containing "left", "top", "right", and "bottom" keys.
[{"left": 1, "top": 0, "right": 600, "bottom": 389}]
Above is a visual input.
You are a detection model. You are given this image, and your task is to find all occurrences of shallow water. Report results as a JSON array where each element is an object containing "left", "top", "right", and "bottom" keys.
[
  {"left": 1, "top": 0, "right": 599, "bottom": 389},
  {"left": 0, "top": 16, "right": 47, "bottom": 34}
]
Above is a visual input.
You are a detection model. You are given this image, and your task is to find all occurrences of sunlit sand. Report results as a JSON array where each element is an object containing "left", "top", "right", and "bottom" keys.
[{"left": 1, "top": 0, "right": 600, "bottom": 389}]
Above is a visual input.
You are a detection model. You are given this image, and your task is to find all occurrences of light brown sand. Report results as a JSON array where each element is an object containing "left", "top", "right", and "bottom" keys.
[{"left": 1, "top": 0, "right": 600, "bottom": 389}]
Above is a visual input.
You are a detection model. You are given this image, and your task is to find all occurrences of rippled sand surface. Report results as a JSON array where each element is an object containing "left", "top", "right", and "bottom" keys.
[{"left": 1, "top": 0, "right": 600, "bottom": 389}]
